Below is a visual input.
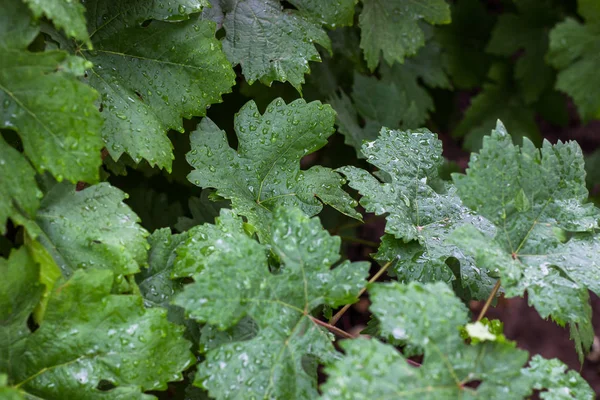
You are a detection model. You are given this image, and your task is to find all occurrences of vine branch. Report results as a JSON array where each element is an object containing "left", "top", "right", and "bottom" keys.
[{"left": 329, "top": 260, "right": 393, "bottom": 325}]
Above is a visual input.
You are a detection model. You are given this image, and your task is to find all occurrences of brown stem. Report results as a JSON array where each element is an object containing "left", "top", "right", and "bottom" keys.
[
  {"left": 477, "top": 279, "right": 501, "bottom": 322},
  {"left": 310, "top": 316, "right": 355, "bottom": 339},
  {"left": 329, "top": 260, "right": 393, "bottom": 325}
]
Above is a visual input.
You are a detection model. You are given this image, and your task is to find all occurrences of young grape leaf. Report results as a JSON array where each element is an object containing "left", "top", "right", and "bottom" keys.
[
  {"left": 453, "top": 63, "right": 540, "bottom": 151},
  {"left": 0, "top": 0, "right": 103, "bottom": 183},
  {"left": 2, "top": 262, "right": 195, "bottom": 399},
  {"left": 547, "top": 0, "right": 600, "bottom": 121},
  {"left": 211, "top": 0, "right": 331, "bottom": 91},
  {"left": 451, "top": 121, "right": 600, "bottom": 360},
  {"left": 435, "top": 0, "right": 494, "bottom": 89},
  {"left": 186, "top": 98, "right": 361, "bottom": 241},
  {"left": 47, "top": 0, "right": 235, "bottom": 171},
  {"left": 320, "top": 281, "right": 594, "bottom": 399},
  {"left": 0, "top": 137, "right": 42, "bottom": 235},
  {"left": 174, "top": 207, "right": 370, "bottom": 399},
  {"left": 22, "top": 0, "right": 90, "bottom": 46},
  {"left": 338, "top": 128, "right": 496, "bottom": 299},
  {"left": 35, "top": 182, "right": 149, "bottom": 277},
  {"left": 358, "top": 0, "right": 451, "bottom": 70},
  {"left": 486, "top": 0, "right": 561, "bottom": 103}
]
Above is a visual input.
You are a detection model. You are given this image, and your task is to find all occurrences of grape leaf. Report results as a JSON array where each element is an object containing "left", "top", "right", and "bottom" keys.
[
  {"left": 0, "top": 137, "right": 42, "bottom": 235},
  {"left": 23, "top": 0, "right": 90, "bottom": 46},
  {"left": 0, "top": 248, "right": 44, "bottom": 374},
  {"left": 486, "top": 0, "right": 560, "bottom": 103},
  {"left": 435, "top": 0, "right": 494, "bottom": 89},
  {"left": 186, "top": 98, "right": 361, "bottom": 241},
  {"left": 175, "top": 190, "right": 229, "bottom": 232},
  {"left": 2, "top": 264, "right": 194, "bottom": 398},
  {"left": 52, "top": 0, "right": 236, "bottom": 171},
  {"left": 35, "top": 182, "right": 149, "bottom": 277},
  {"left": 287, "top": 0, "right": 356, "bottom": 28},
  {"left": 453, "top": 63, "right": 540, "bottom": 151},
  {"left": 330, "top": 38, "right": 450, "bottom": 158},
  {"left": 338, "top": 128, "right": 495, "bottom": 299},
  {"left": 547, "top": 0, "right": 600, "bottom": 121},
  {"left": 451, "top": 121, "right": 600, "bottom": 360},
  {"left": 0, "top": 0, "right": 104, "bottom": 183},
  {"left": 321, "top": 281, "right": 594, "bottom": 399},
  {"left": 214, "top": 0, "right": 331, "bottom": 91},
  {"left": 358, "top": 0, "right": 451, "bottom": 70},
  {"left": 174, "top": 207, "right": 370, "bottom": 399}
]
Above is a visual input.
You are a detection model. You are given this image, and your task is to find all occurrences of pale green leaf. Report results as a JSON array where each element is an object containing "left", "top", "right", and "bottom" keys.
[
  {"left": 338, "top": 128, "right": 495, "bottom": 299},
  {"left": 186, "top": 98, "right": 361, "bottom": 241},
  {"left": 547, "top": 2, "right": 600, "bottom": 120},
  {"left": 3, "top": 269, "right": 194, "bottom": 398},
  {"left": 23, "top": 0, "right": 90, "bottom": 46},
  {"left": 0, "top": 137, "right": 42, "bottom": 235},
  {"left": 35, "top": 182, "right": 150, "bottom": 277},
  {"left": 217, "top": 0, "right": 331, "bottom": 91},
  {"left": 174, "top": 207, "right": 369, "bottom": 399},
  {"left": 359, "top": 0, "right": 451, "bottom": 70},
  {"left": 320, "top": 281, "right": 592, "bottom": 399},
  {"left": 451, "top": 121, "right": 600, "bottom": 360}
]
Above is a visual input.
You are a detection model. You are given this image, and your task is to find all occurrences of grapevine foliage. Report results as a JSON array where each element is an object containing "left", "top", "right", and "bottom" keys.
[{"left": 2, "top": 0, "right": 600, "bottom": 398}]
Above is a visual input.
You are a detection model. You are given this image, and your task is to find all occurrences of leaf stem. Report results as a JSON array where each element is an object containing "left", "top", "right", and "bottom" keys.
[
  {"left": 329, "top": 260, "right": 393, "bottom": 325},
  {"left": 309, "top": 316, "right": 355, "bottom": 339},
  {"left": 477, "top": 279, "right": 501, "bottom": 322}
]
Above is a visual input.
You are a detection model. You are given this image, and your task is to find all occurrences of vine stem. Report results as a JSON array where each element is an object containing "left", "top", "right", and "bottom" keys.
[
  {"left": 329, "top": 260, "right": 393, "bottom": 325},
  {"left": 309, "top": 316, "right": 421, "bottom": 367},
  {"left": 477, "top": 279, "right": 501, "bottom": 322}
]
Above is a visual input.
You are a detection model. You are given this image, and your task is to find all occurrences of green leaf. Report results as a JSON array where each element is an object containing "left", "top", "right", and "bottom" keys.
[
  {"left": 35, "top": 182, "right": 150, "bottom": 277},
  {"left": 0, "top": 248, "right": 44, "bottom": 373},
  {"left": 320, "top": 281, "right": 593, "bottom": 399},
  {"left": 0, "top": 0, "right": 104, "bottom": 183},
  {"left": 453, "top": 63, "right": 541, "bottom": 151},
  {"left": 216, "top": 0, "right": 331, "bottom": 91},
  {"left": 3, "top": 269, "right": 195, "bottom": 398},
  {"left": 23, "top": 0, "right": 90, "bottom": 46},
  {"left": 0, "top": 137, "right": 42, "bottom": 235},
  {"left": 330, "top": 38, "right": 450, "bottom": 158},
  {"left": 547, "top": 1, "right": 600, "bottom": 121},
  {"left": 435, "top": 0, "right": 494, "bottom": 89},
  {"left": 338, "top": 128, "right": 495, "bottom": 299},
  {"left": 287, "top": 0, "right": 356, "bottom": 28},
  {"left": 174, "top": 207, "right": 369, "bottom": 399},
  {"left": 64, "top": 0, "right": 235, "bottom": 170},
  {"left": 359, "top": 0, "right": 451, "bottom": 70},
  {"left": 486, "top": 0, "right": 561, "bottom": 103},
  {"left": 451, "top": 121, "right": 600, "bottom": 360},
  {"left": 186, "top": 98, "right": 361, "bottom": 241},
  {"left": 175, "top": 190, "right": 229, "bottom": 232}
]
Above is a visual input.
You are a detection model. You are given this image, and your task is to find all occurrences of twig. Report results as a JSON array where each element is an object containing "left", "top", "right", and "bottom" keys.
[
  {"left": 309, "top": 316, "right": 421, "bottom": 367},
  {"left": 477, "top": 279, "right": 502, "bottom": 322},
  {"left": 310, "top": 316, "right": 355, "bottom": 339},
  {"left": 329, "top": 260, "right": 393, "bottom": 325}
]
